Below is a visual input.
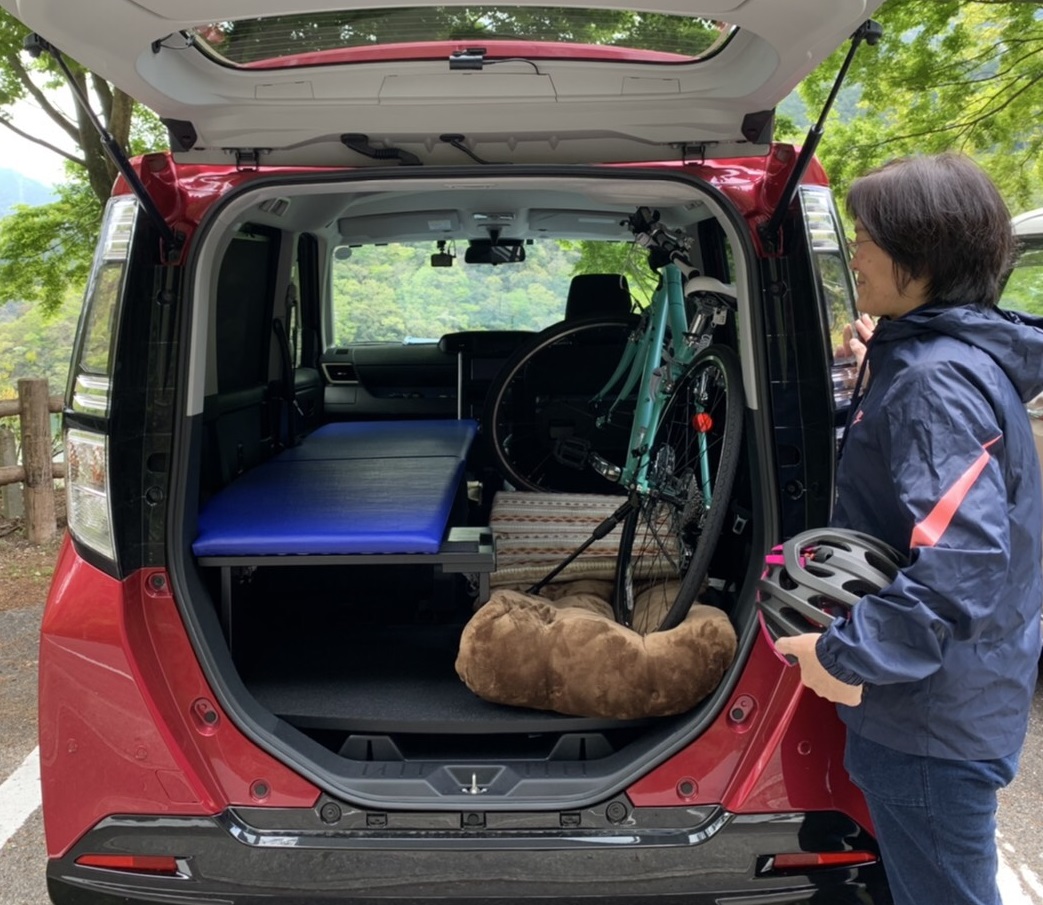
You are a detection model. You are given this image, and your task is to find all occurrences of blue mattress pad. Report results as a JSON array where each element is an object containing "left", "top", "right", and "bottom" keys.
[
  {"left": 278, "top": 419, "right": 477, "bottom": 461},
  {"left": 193, "top": 420, "right": 477, "bottom": 558}
]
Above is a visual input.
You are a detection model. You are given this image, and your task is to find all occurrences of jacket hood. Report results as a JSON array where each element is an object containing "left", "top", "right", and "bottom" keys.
[{"left": 873, "top": 303, "right": 1043, "bottom": 404}]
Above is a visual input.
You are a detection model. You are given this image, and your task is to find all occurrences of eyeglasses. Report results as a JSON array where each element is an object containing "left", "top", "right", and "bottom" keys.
[{"left": 846, "top": 237, "right": 872, "bottom": 256}]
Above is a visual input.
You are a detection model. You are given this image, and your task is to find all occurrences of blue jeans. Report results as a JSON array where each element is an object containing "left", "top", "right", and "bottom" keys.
[{"left": 845, "top": 731, "right": 1018, "bottom": 905}]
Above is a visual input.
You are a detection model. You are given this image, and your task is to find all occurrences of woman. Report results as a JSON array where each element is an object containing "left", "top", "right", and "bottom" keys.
[{"left": 777, "top": 152, "right": 1043, "bottom": 905}]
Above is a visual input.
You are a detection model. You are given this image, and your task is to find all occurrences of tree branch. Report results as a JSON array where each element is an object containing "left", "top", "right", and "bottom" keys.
[
  {"left": 0, "top": 115, "right": 83, "bottom": 166},
  {"left": 854, "top": 66, "right": 1043, "bottom": 154},
  {"left": 92, "top": 72, "right": 113, "bottom": 127},
  {"left": 952, "top": 69, "right": 1043, "bottom": 138},
  {"left": 6, "top": 51, "right": 81, "bottom": 145}
]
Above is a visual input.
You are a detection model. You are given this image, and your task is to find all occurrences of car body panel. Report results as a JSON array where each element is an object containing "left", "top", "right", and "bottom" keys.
[{"left": 39, "top": 538, "right": 320, "bottom": 859}]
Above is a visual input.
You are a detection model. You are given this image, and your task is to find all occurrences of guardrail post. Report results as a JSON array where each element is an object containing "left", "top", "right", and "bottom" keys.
[
  {"left": 18, "top": 378, "right": 55, "bottom": 543},
  {"left": 0, "top": 424, "right": 22, "bottom": 519}
]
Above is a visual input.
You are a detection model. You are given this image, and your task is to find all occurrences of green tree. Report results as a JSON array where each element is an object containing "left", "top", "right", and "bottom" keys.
[
  {"left": 0, "top": 290, "right": 79, "bottom": 395},
  {"left": 797, "top": 0, "right": 1043, "bottom": 210},
  {"left": 0, "top": 10, "right": 167, "bottom": 312}
]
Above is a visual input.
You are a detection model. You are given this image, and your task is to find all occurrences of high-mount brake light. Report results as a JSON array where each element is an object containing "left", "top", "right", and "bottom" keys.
[{"left": 64, "top": 196, "right": 138, "bottom": 566}]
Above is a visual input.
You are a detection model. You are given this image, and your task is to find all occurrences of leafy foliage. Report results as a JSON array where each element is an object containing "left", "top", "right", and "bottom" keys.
[
  {"left": 0, "top": 10, "right": 167, "bottom": 310},
  {"left": 0, "top": 180, "right": 99, "bottom": 315},
  {"left": 331, "top": 240, "right": 646, "bottom": 343},
  {"left": 799, "top": 0, "right": 1043, "bottom": 211},
  {"left": 0, "top": 291, "right": 79, "bottom": 398}
]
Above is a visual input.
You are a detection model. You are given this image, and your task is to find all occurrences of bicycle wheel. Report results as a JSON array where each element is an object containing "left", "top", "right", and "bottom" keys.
[
  {"left": 613, "top": 344, "right": 743, "bottom": 632},
  {"left": 483, "top": 315, "right": 639, "bottom": 493}
]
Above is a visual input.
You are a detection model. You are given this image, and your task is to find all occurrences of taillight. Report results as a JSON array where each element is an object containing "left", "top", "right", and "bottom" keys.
[
  {"left": 65, "top": 428, "right": 114, "bottom": 560},
  {"left": 63, "top": 196, "right": 138, "bottom": 570}
]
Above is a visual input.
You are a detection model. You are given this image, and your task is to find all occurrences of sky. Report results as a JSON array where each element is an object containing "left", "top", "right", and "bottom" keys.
[{"left": 0, "top": 97, "right": 77, "bottom": 187}]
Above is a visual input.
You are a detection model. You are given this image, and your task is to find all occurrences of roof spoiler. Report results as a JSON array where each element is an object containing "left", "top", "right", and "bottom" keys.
[{"left": 760, "top": 19, "right": 883, "bottom": 253}]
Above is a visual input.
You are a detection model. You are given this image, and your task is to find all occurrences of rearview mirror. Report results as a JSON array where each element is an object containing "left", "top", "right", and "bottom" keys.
[{"left": 464, "top": 239, "right": 526, "bottom": 265}]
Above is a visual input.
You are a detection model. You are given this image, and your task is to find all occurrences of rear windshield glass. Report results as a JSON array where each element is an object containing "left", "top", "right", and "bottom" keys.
[{"left": 190, "top": 8, "right": 734, "bottom": 68}]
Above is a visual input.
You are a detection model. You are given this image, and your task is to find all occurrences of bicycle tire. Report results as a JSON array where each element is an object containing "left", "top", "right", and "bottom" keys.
[
  {"left": 482, "top": 314, "right": 640, "bottom": 493},
  {"left": 613, "top": 344, "right": 744, "bottom": 632}
]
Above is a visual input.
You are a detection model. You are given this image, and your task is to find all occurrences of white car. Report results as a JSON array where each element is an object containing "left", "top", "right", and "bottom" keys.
[{"left": 1004, "top": 208, "right": 1043, "bottom": 453}]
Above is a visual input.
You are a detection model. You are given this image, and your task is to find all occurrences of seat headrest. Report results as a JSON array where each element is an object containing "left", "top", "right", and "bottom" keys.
[
  {"left": 438, "top": 330, "right": 535, "bottom": 356},
  {"left": 565, "top": 274, "right": 632, "bottom": 320}
]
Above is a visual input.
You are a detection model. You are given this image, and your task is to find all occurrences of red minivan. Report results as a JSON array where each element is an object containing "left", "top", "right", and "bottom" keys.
[{"left": 0, "top": 1, "right": 893, "bottom": 902}]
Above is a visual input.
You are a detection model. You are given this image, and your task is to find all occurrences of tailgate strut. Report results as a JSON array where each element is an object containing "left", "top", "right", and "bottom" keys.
[
  {"left": 24, "top": 33, "right": 183, "bottom": 260},
  {"left": 760, "top": 19, "right": 883, "bottom": 252}
]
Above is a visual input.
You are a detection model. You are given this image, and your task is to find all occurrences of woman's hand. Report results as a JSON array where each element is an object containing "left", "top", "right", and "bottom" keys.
[
  {"left": 774, "top": 633, "right": 864, "bottom": 706},
  {"left": 840, "top": 313, "right": 875, "bottom": 372}
]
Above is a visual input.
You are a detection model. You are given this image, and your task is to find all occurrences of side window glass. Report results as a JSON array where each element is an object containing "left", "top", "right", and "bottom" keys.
[{"left": 798, "top": 186, "right": 859, "bottom": 409}]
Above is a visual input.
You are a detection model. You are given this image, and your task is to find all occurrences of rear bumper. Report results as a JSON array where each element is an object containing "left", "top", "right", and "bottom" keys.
[{"left": 47, "top": 807, "right": 891, "bottom": 904}]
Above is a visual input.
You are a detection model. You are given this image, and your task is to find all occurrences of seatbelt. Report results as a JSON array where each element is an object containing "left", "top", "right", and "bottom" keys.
[
  {"left": 272, "top": 303, "right": 299, "bottom": 449},
  {"left": 286, "top": 283, "right": 300, "bottom": 368}
]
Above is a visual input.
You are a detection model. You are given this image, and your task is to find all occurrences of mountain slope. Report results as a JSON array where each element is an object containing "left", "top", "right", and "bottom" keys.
[{"left": 0, "top": 169, "right": 53, "bottom": 216}]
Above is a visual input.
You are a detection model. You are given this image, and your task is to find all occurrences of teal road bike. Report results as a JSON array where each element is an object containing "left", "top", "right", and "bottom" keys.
[{"left": 484, "top": 207, "right": 744, "bottom": 632}]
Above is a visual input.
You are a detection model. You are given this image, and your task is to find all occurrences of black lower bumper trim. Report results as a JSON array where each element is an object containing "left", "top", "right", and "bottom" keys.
[{"left": 47, "top": 809, "right": 891, "bottom": 904}]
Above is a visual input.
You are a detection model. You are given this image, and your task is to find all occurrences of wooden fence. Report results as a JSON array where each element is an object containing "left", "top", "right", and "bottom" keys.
[{"left": 0, "top": 378, "right": 65, "bottom": 544}]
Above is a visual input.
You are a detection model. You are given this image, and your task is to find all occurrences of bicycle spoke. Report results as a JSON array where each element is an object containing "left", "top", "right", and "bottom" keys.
[
  {"left": 484, "top": 316, "right": 639, "bottom": 493},
  {"left": 614, "top": 345, "right": 743, "bottom": 631}
]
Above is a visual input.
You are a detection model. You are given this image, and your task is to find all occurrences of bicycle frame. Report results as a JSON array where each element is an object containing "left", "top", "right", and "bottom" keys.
[{"left": 592, "top": 260, "right": 706, "bottom": 493}]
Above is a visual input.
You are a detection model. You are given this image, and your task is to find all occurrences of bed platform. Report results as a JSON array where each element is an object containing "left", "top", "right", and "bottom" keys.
[{"left": 193, "top": 419, "right": 495, "bottom": 638}]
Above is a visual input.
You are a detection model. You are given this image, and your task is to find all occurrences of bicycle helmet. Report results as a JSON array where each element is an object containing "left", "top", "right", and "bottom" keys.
[{"left": 757, "top": 527, "right": 908, "bottom": 641}]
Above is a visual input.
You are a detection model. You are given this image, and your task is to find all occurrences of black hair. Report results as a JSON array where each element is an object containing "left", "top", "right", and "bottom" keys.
[{"left": 846, "top": 152, "right": 1015, "bottom": 307}]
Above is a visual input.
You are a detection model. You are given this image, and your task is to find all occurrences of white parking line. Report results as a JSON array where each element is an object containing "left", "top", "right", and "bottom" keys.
[
  {"left": 999, "top": 839, "right": 1043, "bottom": 904},
  {"left": 1021, "top": 863, "right": 1043, "bottom": 901},
  {"left": 0, "top": 747, "right": 40, "bottom": 850},
  {"left": 1000, "top": 855, "right": 1040, "bottom": 904}
]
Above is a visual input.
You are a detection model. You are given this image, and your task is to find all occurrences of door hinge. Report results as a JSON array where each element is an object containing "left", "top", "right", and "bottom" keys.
[{"left": 234, "top": 148, "right": 266, "bottom": 171}]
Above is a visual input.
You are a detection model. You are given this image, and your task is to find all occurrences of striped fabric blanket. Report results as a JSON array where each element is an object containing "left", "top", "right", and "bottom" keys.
[{"left": 489, "top": 492, "right": 678, "bottom": 587}]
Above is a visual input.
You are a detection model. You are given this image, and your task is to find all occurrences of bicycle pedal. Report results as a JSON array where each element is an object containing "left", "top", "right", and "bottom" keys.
[{"left": 553, "top": 436, "right": 590, "bottom": 470}]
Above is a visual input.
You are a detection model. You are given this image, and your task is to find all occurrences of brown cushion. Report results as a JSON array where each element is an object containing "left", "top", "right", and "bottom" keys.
[{"left": 455, "top": 582, "right": 737, "bottom": 720}]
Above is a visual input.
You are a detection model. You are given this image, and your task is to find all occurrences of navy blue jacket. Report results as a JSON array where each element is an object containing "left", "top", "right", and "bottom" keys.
[{"left": 817, "top": 302, "right": 1043, "bottom": 760}]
